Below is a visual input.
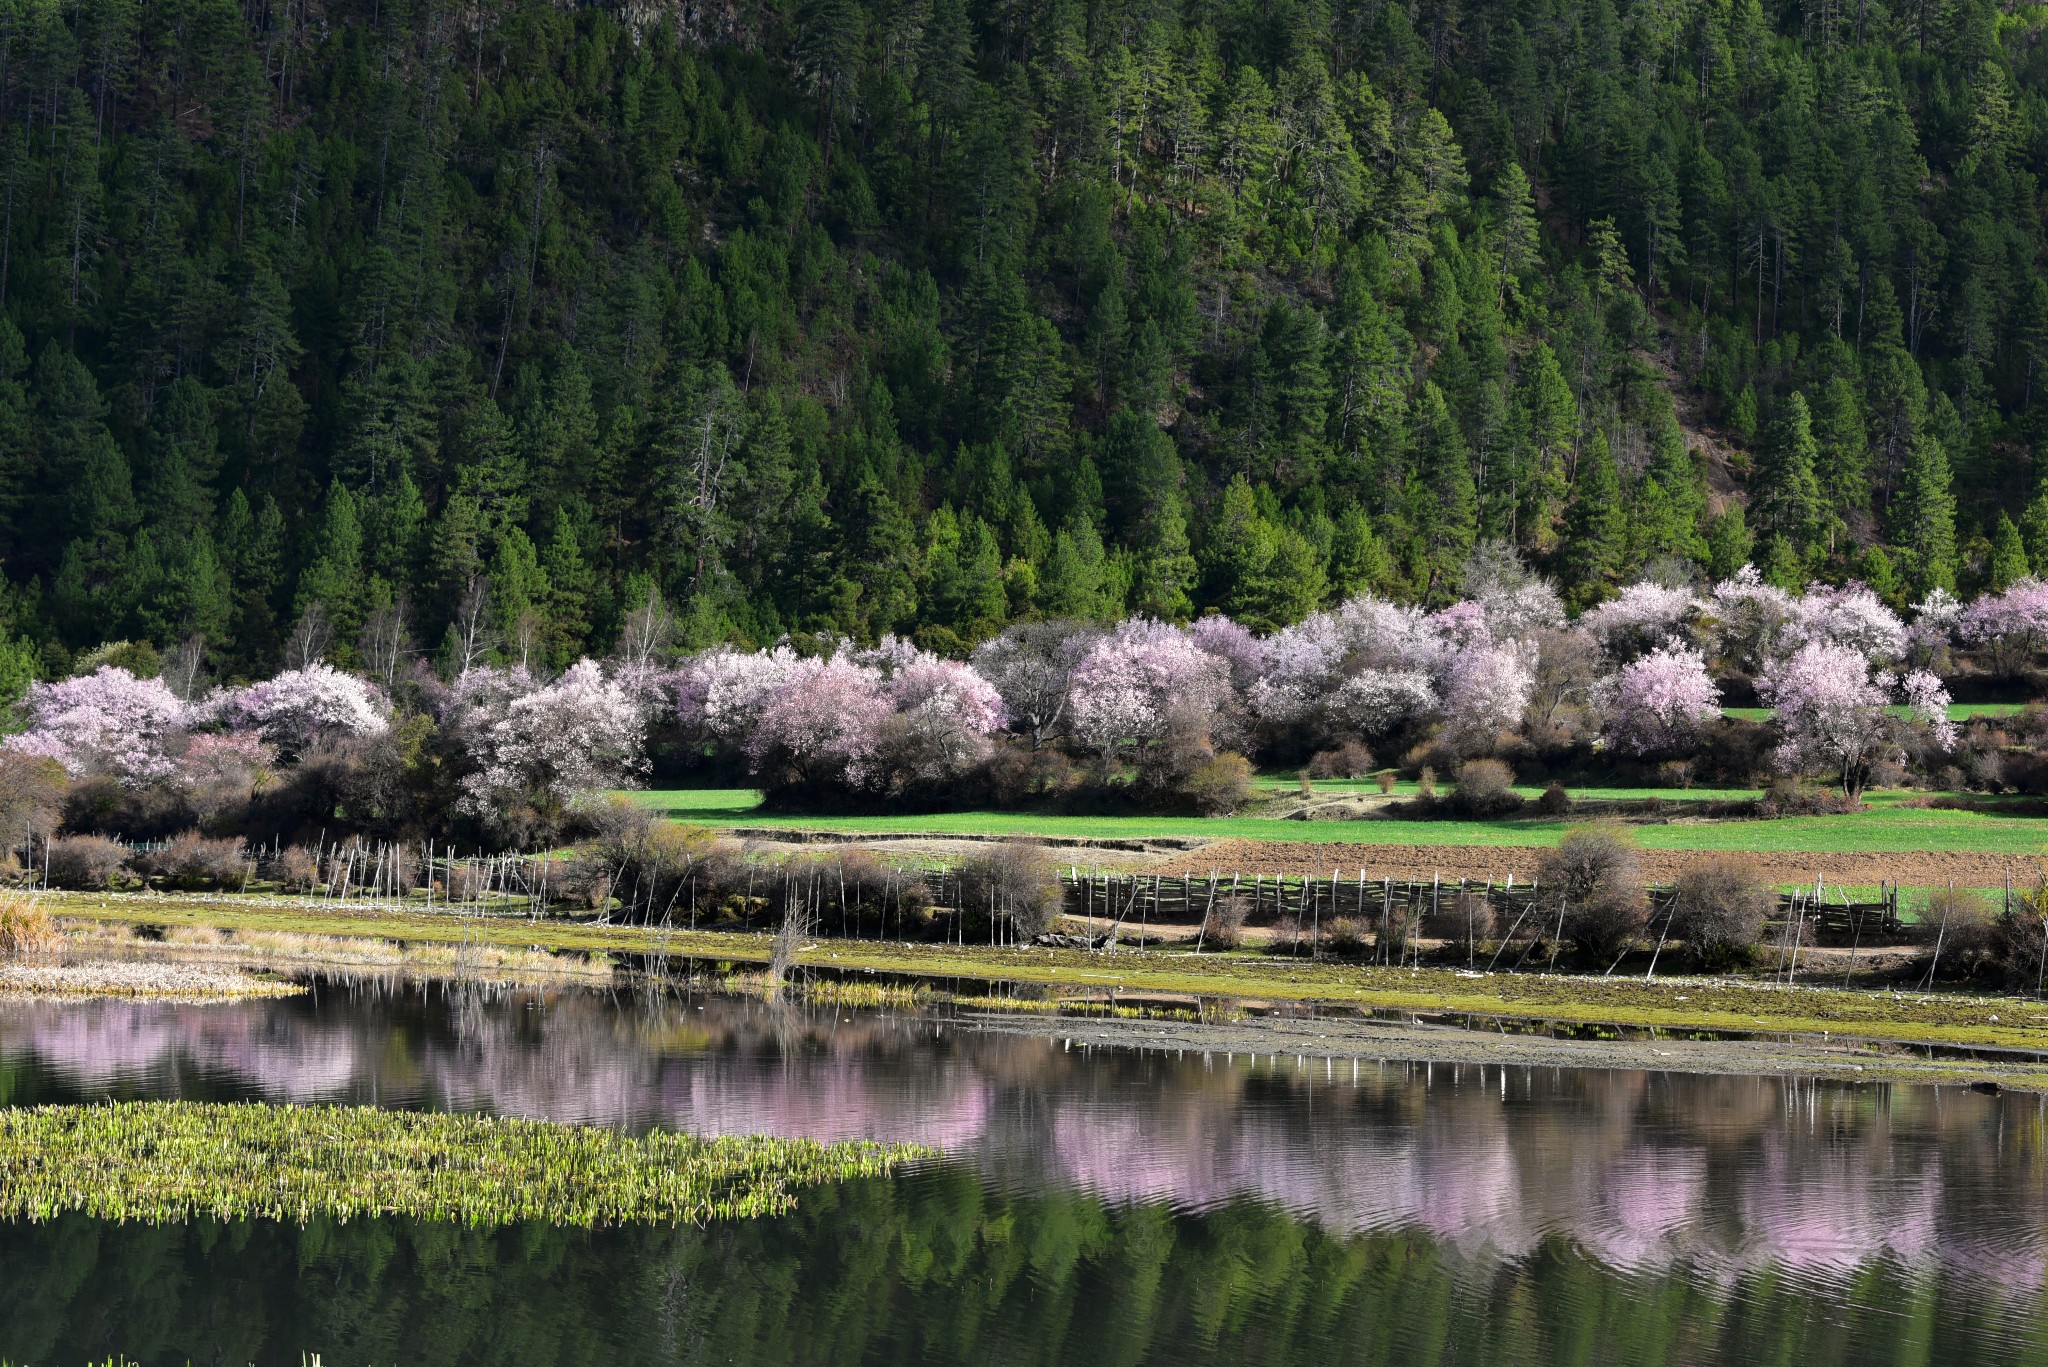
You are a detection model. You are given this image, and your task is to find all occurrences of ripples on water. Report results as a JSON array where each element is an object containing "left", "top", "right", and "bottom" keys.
[{"left": 0, "top": 976, "right": 2043, "bottom": 1365}]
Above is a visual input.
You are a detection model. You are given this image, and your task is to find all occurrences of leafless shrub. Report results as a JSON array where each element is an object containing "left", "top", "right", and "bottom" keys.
[
  {"left": 1452, "top": 759, "right": 1523, "bottom": 816},
  {"left": 1200, "top": 895, "right": 1249, "bottom": 950},
  {"left": 1536, "top": 824, "right": 1647, "bottom": 963},
  {"left": 266, "top": 845, "right": 321, "bottom": 892},
  {"left": 953, "top": 842, "right": 1062, "bottom": 940},
  {"left": 130, "top": 832, "right": 250, "bottom": 891},
  {"left": 1667, "top": 858, "right": 1774, "bottom": 971},
  {"left": 46, "top": 836, "right": 132, "bottom": 891},
  {"left": 1306, "top": 741, "right": 1376, "bottom": 780}
]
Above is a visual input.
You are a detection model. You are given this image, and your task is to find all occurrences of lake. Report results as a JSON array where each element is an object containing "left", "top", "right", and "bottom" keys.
[{"left": 0, "top": 977, "right": 2041, "bottom": 1365}]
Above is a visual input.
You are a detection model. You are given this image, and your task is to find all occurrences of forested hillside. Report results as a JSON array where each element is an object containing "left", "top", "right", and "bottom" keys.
[{"left": 0, "top": 0, "right": 2044, "bottom": 680}]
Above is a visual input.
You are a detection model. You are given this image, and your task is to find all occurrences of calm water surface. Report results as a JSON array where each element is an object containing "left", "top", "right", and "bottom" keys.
[{"left": 0, "top": 977, "right": 2043, "bottom": 1366}]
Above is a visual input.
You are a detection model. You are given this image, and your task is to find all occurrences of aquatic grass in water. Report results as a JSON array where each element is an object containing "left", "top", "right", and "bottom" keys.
[{"left": 0, "top": 1102, "right": 931, "bottom": 1227}]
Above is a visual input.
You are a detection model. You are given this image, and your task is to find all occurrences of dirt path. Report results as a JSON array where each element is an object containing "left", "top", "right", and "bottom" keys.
[{"left": 1146, "top": 840, "right": 2043, "bottom": 888}]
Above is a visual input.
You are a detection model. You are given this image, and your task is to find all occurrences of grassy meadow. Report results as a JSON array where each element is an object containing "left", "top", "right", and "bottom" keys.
[{"left": 630, "top": 787, "right": 2048, "bottom": 858}]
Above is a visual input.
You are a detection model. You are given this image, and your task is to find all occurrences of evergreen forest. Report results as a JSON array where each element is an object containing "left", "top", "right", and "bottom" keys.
[{"left": 1, "top": 0, "right": 2046, "bottom": 680}]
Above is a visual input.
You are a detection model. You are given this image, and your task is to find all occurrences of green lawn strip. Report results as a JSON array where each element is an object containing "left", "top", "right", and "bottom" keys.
[
  {"left": 0, "top": 1100, "right": 928, "bottom": 1227},
  {"left": 641, "top": 804, "right": 2048, "bottom": 855},
  {"left": 44, "top": 894, "right": 2048, "bottom": 1056},
  {"left": 1722, "top": 703, "right": 2031, "bottom": 722}
]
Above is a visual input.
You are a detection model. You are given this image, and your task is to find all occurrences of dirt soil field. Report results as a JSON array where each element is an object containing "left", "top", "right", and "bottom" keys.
[{"left": 1147, "top": 839, "right": 2046, "bottom": 888}]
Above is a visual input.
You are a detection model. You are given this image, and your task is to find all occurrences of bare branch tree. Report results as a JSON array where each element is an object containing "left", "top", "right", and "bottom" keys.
[{"left": 283, "top": 605, "right": 332, "bottom": 670}]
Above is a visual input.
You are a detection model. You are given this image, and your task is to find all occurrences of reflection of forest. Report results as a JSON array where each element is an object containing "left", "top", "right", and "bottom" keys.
[
  {"left": 0, "top": 984, "right": 2042, "bottom": 1287},
  {"left": 0, "top": 1181, "right": 2038, "bottom": 1367}
]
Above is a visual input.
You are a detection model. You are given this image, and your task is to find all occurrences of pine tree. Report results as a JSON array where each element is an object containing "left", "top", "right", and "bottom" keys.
[
  {"left": 1750, "top": 392, "right": 1827, "bottom": 577},
  {"left": 1706, "top": 507, "right": 1754, "bottom": 582},
  {"left": 1988, "top": 512, "right": 2029, "bottom": 591},
  {"left": 2021, "top": 489, "right": 2048, "bottom": 577},
  {"left": 296, "top": 482, "right": 367, "bottom": 646},
  {"left": 1039, "top": 518, "right": 1115, "bottom": 619},
  {"left": 1558, "top": 430, "right": 1625, "bottom": 607},
  {"left": 1888, "top": 434, "right": 1959, "bottom": 595},
  {"left": 541, "top": 508, "right": 595, "bottom": 667},
  {"left": 1406, "top": 383, "right": 1477, "bottom": 597}
]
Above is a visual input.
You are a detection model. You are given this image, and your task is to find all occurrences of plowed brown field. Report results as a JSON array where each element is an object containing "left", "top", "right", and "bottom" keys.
[{"left": 1148, "top": 839, "right": 2042, "bottom": 888}]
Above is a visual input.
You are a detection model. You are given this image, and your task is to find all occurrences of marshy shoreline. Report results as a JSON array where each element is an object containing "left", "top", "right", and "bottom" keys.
[
  {"left": 960, "top": 1007, "right": 2048, "bottom": 1092},
  {"left": 18, "top": 889, "right": 2048, "bottom": 1091}
]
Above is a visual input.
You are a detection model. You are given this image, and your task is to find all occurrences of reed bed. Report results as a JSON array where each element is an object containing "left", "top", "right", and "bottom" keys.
[
  {"left": 0, "top": 961, "right": 303, "bottom": 1001},
  {"left": 720, "top": 971, "right": 928, "bottom": 1009},
  {"left": 0, "top": 1102, "right": 932, "bottom": 1228}
]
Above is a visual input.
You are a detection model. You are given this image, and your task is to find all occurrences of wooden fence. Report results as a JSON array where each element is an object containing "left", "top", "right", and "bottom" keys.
[{"left": 1050, "top": 869, "right": 1905, "bottom": 939}]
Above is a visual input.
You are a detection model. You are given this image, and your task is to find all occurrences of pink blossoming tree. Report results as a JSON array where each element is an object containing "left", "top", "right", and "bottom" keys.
[
  {"left": 1756, "top": 642, "right": 1953, "bottom": 801},
  {"left": 1596, "top": 642, "right": 1721, "bottom": 756},
  {"left": 460, "top": 660, "right": 649, "bottom": 830},
  {"left": 228, "top": 663, "right": 390, "bottom": 752},
  {"left": 1066, "top": 620, "right": 1231, "bottom": 760},
  {"left": 7, "top": 667, "right": 191, "bottom": 785}
]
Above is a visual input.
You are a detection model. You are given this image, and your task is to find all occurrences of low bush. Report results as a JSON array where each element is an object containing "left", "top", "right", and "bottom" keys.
[
  {"left": 1665, "top": 858, "right": 1773, "bottom": 971},
  {"left": 1306, "top": 742, "right": 1376, "bottom": 780},
  {"left": 1536, "top": 825, "right": 1647, "bottom": 964},
  {"left": 1451, "top": 759, "right": 1523, "bottom": 817},
  {"left": 1199, "top": 895, "right": 1248, "bottom": 950},
  {"left": 131, "top": 831, "right": 250, "bottom": 891},
  {"left": 1919, "top": 886, "right": 1998, "bottom": 978},
  {"left": 1180, "top": 753, "right": 1255, "bottom": 815},
  {"left": 1758, "top": 779, "right": 1858, "bottom": 816},
  {"left": 952, "top": 842, "right": 1062, "bottom": 941},
  {"left": 45, "top": 835, "right": 132, "bottom": 891},
  {"left": 266, "top": 844, "right": 321, "bottom": 892},
  {"left": 1419, "top": 889, "right": 1497, "bottom": 960},
  {"left": 1321, "top": 916, "right": 1365, "bottom": 955},
  {"left": 1535, "top": 781, "right": 1573, "bottom": 815}
]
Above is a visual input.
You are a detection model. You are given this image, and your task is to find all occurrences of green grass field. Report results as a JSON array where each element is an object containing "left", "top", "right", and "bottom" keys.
[
  {"left": 1721, "top": 703, "right": 2033, "bottom": 722},
  {"left": 632, "top": 787, "right": 2048, "bottom": 856}
]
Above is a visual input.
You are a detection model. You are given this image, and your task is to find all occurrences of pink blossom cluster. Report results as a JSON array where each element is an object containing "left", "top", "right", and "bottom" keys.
[
  {"left": 1958, "top": 579, "right": 2048, "bottom": 673},
  {"left": 459, "top": 660, "right": 650, "bottom": 818},
  {"left": 1756, "top": 642, "right": 1954, "bottom": 797},
  {"left": 221, "top": 663, "right": 390, "bottom": 748},
  {"left": 1067, "top": 619, "right": 1233, "bottom": 755},
  {"left": 673, "top": 641, "right": 1007, "bottom": 788},
  {"left": 6, "top": 667, "right": 192, "bottom": 786},
  {"left": 1581, "top": 582, "right": 1699, "bottom": 660},
  {"left": 1438, "top": 639, "right": 1538, "bottom": 750},
  {"left": 1788, "top": 583, "right": 1905, "bottom": 663},
  {"left": 1596, "top": 642, "right": 1721, "bottom": 756}
]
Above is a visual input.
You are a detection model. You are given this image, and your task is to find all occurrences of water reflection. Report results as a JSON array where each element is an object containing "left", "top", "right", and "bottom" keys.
[{"left": 0, "top": 979, "right": 2043, "bottom": 1295}]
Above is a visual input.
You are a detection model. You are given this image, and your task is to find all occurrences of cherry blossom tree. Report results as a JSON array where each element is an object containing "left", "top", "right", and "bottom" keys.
[
  {"left": 1959, "top": 578, "right": 2048, "bottom": 676},
  {"left": 674, "top": 645, "right": 806, "bottom": 742},
  {"left": 6, "top": 668, "right": 192, "bottom": 786},
  {"left": 1438, "top": 640, "right": 1537, "bottom": 754},
  {"left": 1756, "top": 642, "right": 1953, "bottom": 801},
  {"left": 1581, "top": 582, "right": 1700, "bottom": 662},
  {"left": 460, "top": 660, "right": 650, "bottom": 829},
  {"left": 1706, "top": 566, "right": 1799, "bottom": 673},
  {"left": 971, "top": 621, "right": 1102, "bottom": 749},
  {"left": 1067, "top": 619, "right": 1231, "bottom": 759},
  {"left": 1790, "top": 583, "right": 1905, "bottom": 664},
  {"left": 1596, "top": 642, "right": 1721, "bottom": 756},
  {"left": 228, "top": 663, "right": 390, "bottom": 752},
  {"left": 887, "top": 656, "right": 1005, "bottom": 735},
  {"left": 1185, "top": 615, "right": 1269, "bottom": 690},
  {"left": 746, "top": 654, "right": 894, "bottom": 788}
]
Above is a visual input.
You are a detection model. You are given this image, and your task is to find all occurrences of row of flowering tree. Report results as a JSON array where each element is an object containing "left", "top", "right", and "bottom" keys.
[{"left": 6, "top": 558, "right": 2019, "bottom": 838}]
